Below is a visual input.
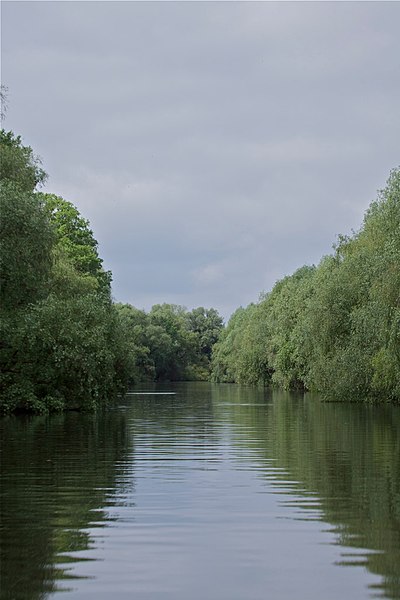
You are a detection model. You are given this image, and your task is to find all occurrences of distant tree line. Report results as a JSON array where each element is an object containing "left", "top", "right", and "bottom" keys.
[
  {"left": 0, "top": 128, "right": 223, "bottom": 414},
  {"left": 115, "top": 303, "right": 223, "bottom": 383},
  {"left": 211, "top": 167, "right": 400, "bottom": 403}
]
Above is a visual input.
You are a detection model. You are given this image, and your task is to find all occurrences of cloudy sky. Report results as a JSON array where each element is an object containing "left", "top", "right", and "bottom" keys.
[{"left": 2, "top": 1, "right": 399, "bottom": 319}]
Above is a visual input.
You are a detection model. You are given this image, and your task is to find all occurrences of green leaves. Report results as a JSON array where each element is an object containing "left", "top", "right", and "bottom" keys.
[
  {"left": 2, "top": 123, "right": 398, "bottom": 409},
  {"left": 186, "top": 307, "right": 224, "bottom": 360},
  {"left": 39, "top": 193, "right": 112, "bottom": 296},
  {"left": 0, "top": 129, "right": 47, "bottom": 192},
  {"left": 0, "top": 182, "right": 54, "bottom": 311},
  {"left": 211, "top": 167, "right": 400, "bottom": 403},
  {"left": 0, "top": 129, "right": 124, "bottom": 414},
  {"left": 114, "top": 303, "right": 223, "bottom": 383}
]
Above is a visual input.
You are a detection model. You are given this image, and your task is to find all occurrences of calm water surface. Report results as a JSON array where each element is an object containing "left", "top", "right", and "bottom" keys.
[{"left": 1, "top": 383, "right": 399, "bottom": 599}]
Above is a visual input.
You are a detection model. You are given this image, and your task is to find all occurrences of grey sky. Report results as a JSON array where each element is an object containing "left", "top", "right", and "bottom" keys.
[{"left": 2, "top": 1, "right": 399, "bottom": 319}]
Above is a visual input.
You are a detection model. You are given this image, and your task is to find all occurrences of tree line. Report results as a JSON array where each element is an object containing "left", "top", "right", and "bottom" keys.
[
  {"left": 211, "top": 167, "right": 400, "bottom": 403},
  {"left": 1, "top": 126, "right": 398, "bottom": 412},
  {"left": 0, "top": 128, "right": 223, "bottom": 413}
]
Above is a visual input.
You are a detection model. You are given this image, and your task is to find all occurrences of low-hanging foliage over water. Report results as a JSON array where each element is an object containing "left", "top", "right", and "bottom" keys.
[
  {"left": 1, "top": 125, "right": 398, "bottom": 413},
  {"left": 211, "top": 167, "right": 400, "bottom": 403}
]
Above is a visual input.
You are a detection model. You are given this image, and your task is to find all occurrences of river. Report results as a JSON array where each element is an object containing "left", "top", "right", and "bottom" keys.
[{"left": 1, "top": 382, "right": 399, "bottom": 599}]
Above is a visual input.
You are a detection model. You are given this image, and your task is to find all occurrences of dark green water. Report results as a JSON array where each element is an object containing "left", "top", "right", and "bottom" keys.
[{"left": 1, "top": 383, "right": 399, "bottom": 599}]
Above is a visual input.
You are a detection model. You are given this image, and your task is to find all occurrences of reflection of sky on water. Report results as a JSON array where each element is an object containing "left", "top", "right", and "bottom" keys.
[
  {"left": 1, "top": 384, "right": 398, "bottom": 599},
  {"left": 56, "top": 385, "right": 394, "bottom": 600}
]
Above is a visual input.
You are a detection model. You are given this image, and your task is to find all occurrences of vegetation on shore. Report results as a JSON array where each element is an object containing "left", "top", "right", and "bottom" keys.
[
  {"left": 1, "top": 125, "right": 398, "bottom": 412},
  {"left": 211, "top": 167, "right": 400, "bottom": 403},
  {"left": 0, "top": 128, "right": 223, "bottom": 413}
]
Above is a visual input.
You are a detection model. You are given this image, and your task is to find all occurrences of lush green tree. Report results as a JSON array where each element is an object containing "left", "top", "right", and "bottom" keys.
[
  {"left": 0, "top": 183, "right": 54, "bottom": 311},
  {"left": 3, "top": 122, "right": 396, "bottom": 408},
  {"left": 39, "top": 193, "right": 112, "bottom": 295},
  {"left": 305, "top": 167, "right": 400, "bottom": 401},
  {"left": 0, "top": 129, "right": 46, "bottom": 192},
  {"left": 4, "top": 295, "right": 115, "bottom": 413},
  {"left": 211, "top": 305, "right": 258, "bottom": 383},
  {"left": 187, "top": 307, "right": 224, "bottom": 360},
  {"left": 149, "top": 304, "right": 197, "bottom": 380},
  {"left": 0, "top": 129, "right": 54, "bottom": 311},
  {"left": 1, "top": 132, "right": 55, "bottom": 413},
  {"left": 0, "top": 129, "right": 130, "bottom": 414},
  {"left": 212, "top": 167, "right": 399, "bottom": 403},
  {"left": 1, "top": 242, "right": 127, "bottom": 414},
  {"left": 114, "top": 303, "right": 155, "bottom": 382},
  {"left": 114, "top": 303, "right": 223, "bottom": 384},
  {"left": 363, "top": 168, "right": 400, "bottom": 400},
  {"left": 211, "top": 269, "right": 315, "bottom": 389},
  {"left": 265, "top": 265, "right": 316, "bottom": 390}
]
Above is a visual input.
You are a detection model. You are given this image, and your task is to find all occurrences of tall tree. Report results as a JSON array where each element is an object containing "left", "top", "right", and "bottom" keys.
[
  {"left": 39, "top": 193, "right": 112, "bottom": 295},
  {"left": 187, "top": 307, "right": 224, "bottom": 360},
  {"left": 0, "top": 184, "right": 54, "bottom": 311},
  {"left": 0, "top": 128, "right": 128, "bottom": 413}
]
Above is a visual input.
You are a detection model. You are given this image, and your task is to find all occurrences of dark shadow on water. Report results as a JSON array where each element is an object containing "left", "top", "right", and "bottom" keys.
[{"left": 0, "top": 410, "right": 133, "bottom": 599}]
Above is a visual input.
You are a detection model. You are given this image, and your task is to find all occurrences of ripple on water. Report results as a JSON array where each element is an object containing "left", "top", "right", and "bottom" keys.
[{"left": 1, "top": 384, "right": 399, "bottom": 600}]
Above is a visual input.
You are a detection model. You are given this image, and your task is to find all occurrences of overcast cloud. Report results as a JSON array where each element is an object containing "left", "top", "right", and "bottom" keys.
[{"left": 2, "top": 1, "right": 399, "bottom": 318}]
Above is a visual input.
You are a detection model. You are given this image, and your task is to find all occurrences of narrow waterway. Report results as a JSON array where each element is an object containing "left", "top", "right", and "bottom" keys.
[{"left": 1, "top": 383, "right": 399, "bottom": 599}]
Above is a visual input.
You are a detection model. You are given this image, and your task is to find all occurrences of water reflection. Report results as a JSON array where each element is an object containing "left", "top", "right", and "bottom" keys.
[
  {"left": 0, "top": 383, "right": 399, "bottom": 599},
  {"left": 0, "top": 410, "right": 133, "bottom": 599},
  {"left": 210, "top": 384, "right": 400, "bottom": 599}
]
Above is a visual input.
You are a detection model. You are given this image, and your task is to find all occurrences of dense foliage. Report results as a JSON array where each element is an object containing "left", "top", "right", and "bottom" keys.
[
  {"left": 0, "top": 129, "right": 223, "bottom": 413},
  {"left": 114, "top": 303, "right": 223, "bottom": 384},
  {"left": 1, "top": 125, "right": 397, "bottom": 409},
  {"left": 0, "top": 130, "right": 131, "bottom": 413},
  {"left": 212, "top": 168, "right": 400, "bottom": 403}
]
